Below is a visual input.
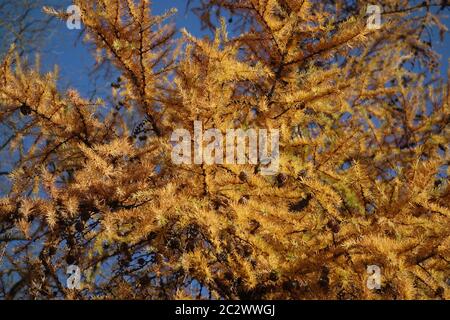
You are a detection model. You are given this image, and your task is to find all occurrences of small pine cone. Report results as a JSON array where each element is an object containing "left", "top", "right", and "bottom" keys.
[
  {"left": 282, "top": 280, "right": 299, "bottom": 291},
  {"left": 276, "top": 173, "right": 288, "bottom": 187},
  {"left": 75, "top": 221, "right": 84, "bottom": 233},
  {"left": 435, "top": 287, "right": 444, "bottom": 298},
  {"left": 66, "top": 253, "right": 76, "bottom": 265},
  {"left": 224, "top": 271, "right": 233, "bottom": 280},
  {"left": 269, "top": 271, "right": 279, "bottom": 281},
  {"left": 249, "top": 219, "right": 260, "bottom": 235},
  {"left": 288, "top": 194, "right": 312, "bottom": 213},
  {"left": 146, "top": 231, "right": 157, "bottom": 242},
  {"left": 138, "top": 258, "right": 146, "bottom": 266},
  {"left": 242, "top": 244, "right": 253, "bottom": 257},
  {"left": 238, "top": 195, "right": 250, "bottom": 205},
  {"left": 318, "top": 267, "right": 330, "bottom": 290},
  {"left": 80, "top": 210, "right": 90, "bottom": 222},
  {"left": 20, "top": 103, "right": 32, "bottom": 116},
  {"left": 239, "top": 171, "right": 248, "bottom": 182},
  {"left": 326, "top": 220, "right": 340, "bottom": 233},
  {"left": 167, "top": 237, "right": 181, "bottom": 250},
  {"left": 139, "top": 276, "right": 150, "bottom": 287},
  {"left": 48, "top": 246, "right": 57, "bottom": 256}
]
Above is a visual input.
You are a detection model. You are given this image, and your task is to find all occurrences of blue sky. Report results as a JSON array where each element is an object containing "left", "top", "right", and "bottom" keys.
[
  {"left": 34, "top": 1, "right": 450, "bottom": 99},
  {"left": 40, "top": 0, "right": 204, "bottom": 97}
]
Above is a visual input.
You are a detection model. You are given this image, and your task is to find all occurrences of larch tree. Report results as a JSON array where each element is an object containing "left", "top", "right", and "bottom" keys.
[{"left": 0, "top": 0, "right": 449, "bottom": 300}]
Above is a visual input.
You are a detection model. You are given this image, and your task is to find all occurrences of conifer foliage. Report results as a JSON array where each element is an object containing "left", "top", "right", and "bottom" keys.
[{"left": 0, "top": 0, "right": 449, "bottom": 299}]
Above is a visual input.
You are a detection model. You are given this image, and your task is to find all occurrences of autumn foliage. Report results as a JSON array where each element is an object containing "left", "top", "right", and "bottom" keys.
[{"left": 0, "top": 0, "right": 449, "bottom": 299}]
